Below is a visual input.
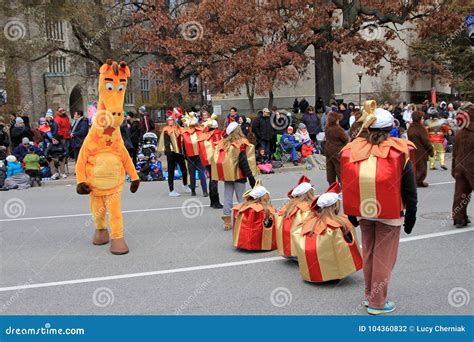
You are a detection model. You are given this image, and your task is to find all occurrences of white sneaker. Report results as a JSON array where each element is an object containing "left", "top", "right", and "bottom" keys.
[
  {"left": 169, "top": 190, "right": 180, "bottom": 197},
  {"left": 61, "top": 174, "right": 68, "bottom": 179},
  {"left": 183, "top": 185, "right": 192, "bottom": 193},
  {"left": 51, "top": 173, "right": 60, "bottom": 180}
]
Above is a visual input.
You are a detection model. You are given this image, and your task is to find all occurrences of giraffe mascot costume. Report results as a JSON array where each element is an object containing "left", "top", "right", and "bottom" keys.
[{"left": 76, "top": 59, "right": 140, "bottom": 255}]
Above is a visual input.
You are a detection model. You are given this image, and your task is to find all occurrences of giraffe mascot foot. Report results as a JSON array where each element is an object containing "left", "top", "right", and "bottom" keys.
[{"left": 75, "top": 59, "right": 140, "bottom": 255}]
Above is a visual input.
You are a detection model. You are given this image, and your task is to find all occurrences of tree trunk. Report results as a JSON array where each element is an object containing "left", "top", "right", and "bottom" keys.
[
  {"left": 314, "top": 47, "right": 334, "bottom": 106},
  {"left": 245, "top": 81, "right": 255, "bottom": 113},
  {"left": 268, "top": 89, "right": 274, "bottom": 109}
]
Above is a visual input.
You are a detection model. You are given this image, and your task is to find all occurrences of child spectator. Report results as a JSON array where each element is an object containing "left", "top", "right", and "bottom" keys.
[
  {"left": 281, "top": 126, "right": 301, "bottom": 166},
  {"left": 4, "top": 155, "right": 30, "bottom": 189},
  {"left": 256, "top": 148, "right": 273, "bottom": 174},
  {"left": 23, "top": 146, "right": 42, "bottom": 187}
]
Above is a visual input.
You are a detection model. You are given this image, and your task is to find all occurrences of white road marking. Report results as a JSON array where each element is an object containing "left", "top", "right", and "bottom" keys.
[
  {"left": 428, "top": 181, "right": 454, "bottom": 186},
  {"left": 0, "top": 227, "right": 472, "bottom": 293},
  {"left": 0, "top": 198, "right": 289, "bottom": 222}
]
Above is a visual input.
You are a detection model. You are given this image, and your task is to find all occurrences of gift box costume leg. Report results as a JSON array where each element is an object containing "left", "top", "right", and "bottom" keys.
[{"left": 360, "top": 220, "right": 401, "bottom": 308}]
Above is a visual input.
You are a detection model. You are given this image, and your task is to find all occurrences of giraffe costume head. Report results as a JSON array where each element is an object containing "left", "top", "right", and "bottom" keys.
[{"left": 95, "top": 59, "right": 131, "bottom": 130}]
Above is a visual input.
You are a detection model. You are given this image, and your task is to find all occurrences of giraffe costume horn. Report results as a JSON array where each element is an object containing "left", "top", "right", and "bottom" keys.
[{"left": 356, "top": 100, "right": 377, "bottom": 137}]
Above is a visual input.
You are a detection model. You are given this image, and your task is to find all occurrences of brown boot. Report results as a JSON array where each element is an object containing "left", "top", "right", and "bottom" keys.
[
  {"left": 110, "top": 238, "right": 129, "bottom": 255},
  {"left": 92, "top": 229, "right": 110, "bottom": 245},
  {"left": 222, "top": 215, "right": 232, "bottom": 231}
]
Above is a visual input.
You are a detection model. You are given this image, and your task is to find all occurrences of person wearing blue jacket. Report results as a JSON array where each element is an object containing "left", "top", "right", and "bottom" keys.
[
  {"left": 281, "top": 126, "right": 301, "bottom": 165},
  {"left": 4, "top": 155, "right": 31, "bottom": 190},
  {"left": 12, "top": 138, "right": 43, "bottom": 161}
]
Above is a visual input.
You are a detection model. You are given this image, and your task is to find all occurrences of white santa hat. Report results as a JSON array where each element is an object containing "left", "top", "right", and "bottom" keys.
[
  {"left": 248, "top": 186, "right": 269, "bottom": 199},
  {"left": 291, "top": 182, "right": 313, "bottom": 198},
  {"left": 226, "top": 121, "right": 239, "bottom": 135},
  {"left": 371, "top": 108, "right": 394, "bottom": 129},
  {"left": 316, "top": 192, "right": 342, "bottom": 208}
]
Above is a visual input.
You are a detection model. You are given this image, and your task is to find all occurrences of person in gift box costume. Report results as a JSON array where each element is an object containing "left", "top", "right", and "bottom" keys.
[
  {"left": 198, "top": 111, "right": 223, "bottom": 208},
  {"left": 340, "top": 101, "right": 417, "bottom": 315},
  {"left": 158, "top": 111, "right": 190, "bottom": 197},
  {"left": 181, "top": 112, "right": 208, "bottom": 197},
  {"left": 76, "top": 59, "right": 140, "bottom": 255},
  {"left": 293, "top": 190, "right": 362, "bottom": 283},
  {"left": 425, "top": 108, "right": 449, "bottom": 170},
  {"left": 275, "top": 175, "right": 315, "bottom": 259},
  {"left": 232, "top": 180, "right": 277, "bottom": 251},
  {"left": 407, "top": 111, "right": 434, "bottom": 187},
  {"left": 452, "top": 103, "right": 474, "bottom": 228},
  {"left": 211, "top": 122, "right": 258, "bottom": 230}
]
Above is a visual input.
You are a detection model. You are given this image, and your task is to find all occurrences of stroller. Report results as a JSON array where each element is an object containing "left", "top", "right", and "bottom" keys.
[
  {"left": 136, "top": 133, "right": 163, "bottom": 181},
  {"left": 140, "top": 132, "right": 158, "bottom": 159}
]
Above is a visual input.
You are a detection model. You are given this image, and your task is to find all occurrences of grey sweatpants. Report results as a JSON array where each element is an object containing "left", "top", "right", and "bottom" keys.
[{"left": 223, "top": 181, "right": 246, "bottom": 216}]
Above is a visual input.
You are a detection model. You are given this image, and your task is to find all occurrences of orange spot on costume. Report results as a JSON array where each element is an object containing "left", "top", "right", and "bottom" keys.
[{"left": 75, "top": 59, "right": 139, "bottom": 255}]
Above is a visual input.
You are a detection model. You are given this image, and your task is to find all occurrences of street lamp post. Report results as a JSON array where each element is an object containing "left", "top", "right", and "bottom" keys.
[{"left": 357, "top": 72, "right": 363, "bottom": 108}]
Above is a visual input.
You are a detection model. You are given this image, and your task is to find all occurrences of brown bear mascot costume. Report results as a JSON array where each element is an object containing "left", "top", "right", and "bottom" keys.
[
  {"left": 452, "top": 103, "right": 474, "bottom": 228},
  {"left": 407, "top": 111, "right": 434, "bottom": 187}
]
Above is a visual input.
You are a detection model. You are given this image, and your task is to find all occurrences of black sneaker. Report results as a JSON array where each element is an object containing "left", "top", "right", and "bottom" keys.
[
  {"left": 191, "top": 189, "right": 196, "bottom": 196},
  {"left": 203, "top": 192, "right": 209, "bottom": 197}
]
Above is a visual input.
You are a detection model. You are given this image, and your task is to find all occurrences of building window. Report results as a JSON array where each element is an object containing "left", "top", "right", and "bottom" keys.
[
  {"left": 45, "top": 20, "right": 64, "bottom": 41},
  {"left": 125, "top": 79, "right": 134, "bottom": 105},
  {"left": 48, "top": 56, "right": 66, "bottom": 74},
  {"left": 140, "top": 70, "right": 150, "bottom": 102}
]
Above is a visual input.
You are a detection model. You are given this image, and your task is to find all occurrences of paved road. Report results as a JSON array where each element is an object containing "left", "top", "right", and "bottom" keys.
[{"left": 0, "top": 166, "right": 472, "bottom": 315}]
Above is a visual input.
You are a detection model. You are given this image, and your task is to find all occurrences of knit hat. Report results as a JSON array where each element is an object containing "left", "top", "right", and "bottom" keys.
[
  {"left": 262, "top": 108, "right": 270, "bottom": 113},
  {"left": 15, "top": 117, "right": 24, "bottom": 125},
  {"left": 287, "top": 126, "right": 294, "bottom": 133},
  {"left": 22, "top": 137, "right": 30, "bottom": 145},
  {"left": 298, "top": 123, "right": 306, "bottom": 130},
  {"left": 57, "top": 107, "right": 66, "bottom": 114},
  {"left": 39, "top": 117, "right": 46, "bottom": 124},
  {"left": 46, "top": 109, "right": 54, "bottom": 118},
  {"left": 139, "top": 105, "right": 146, "bottom": 114},
  {"left": 6, "top": 155, "right": 17, "bottom": 163},
  {"left": 28, "top": 146, "right": 35, "bottom": 153},
  {"left": 226, "top": 121, "right": 239, "bottom": 135}
]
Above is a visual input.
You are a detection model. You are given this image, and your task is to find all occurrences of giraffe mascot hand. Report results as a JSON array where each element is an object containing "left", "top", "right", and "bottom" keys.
[{"left": 75, "top": 59, "right": 139, "bottom": 255}]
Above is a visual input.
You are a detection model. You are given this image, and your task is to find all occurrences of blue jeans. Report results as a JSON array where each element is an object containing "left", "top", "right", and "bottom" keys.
[
  {"left": 187, "top": 156, "right": 208, "bottom": 192},
  {"left": 285, "top": 143, "right": 301, "bottom": 161}
]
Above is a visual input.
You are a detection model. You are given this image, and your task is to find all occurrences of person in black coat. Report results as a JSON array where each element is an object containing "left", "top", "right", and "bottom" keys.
[
  {"left": 251, "top": 109, "right": 274, "bottom": 156},
  {"left": 238, "top": 115, "right": 250, "bottom": 136},
  {"left": 298, "top": 98, "right": 309, "bottom": 114},
  {"left": 70, "top": 111, "right": 89, "bottom": 161},
  {"left": 10, "top": 117, "right": 30, "bottom": 148},
  {"left": 301, "top": 106, "right": 322, "bottom": 142},
  {"left": 127, "top": 112, "right": 141, "bottom": 164},
  {"left": 45, "top": 135, "right": 68, "bottom": 179},
  {"left": 338, "top": 103, "right": 351, "bottom": 131}
]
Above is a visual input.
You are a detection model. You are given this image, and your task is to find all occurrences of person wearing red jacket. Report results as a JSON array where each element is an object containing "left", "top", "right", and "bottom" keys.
[{"left": 54, "top": 107, "right": 71, "bottom": 156}]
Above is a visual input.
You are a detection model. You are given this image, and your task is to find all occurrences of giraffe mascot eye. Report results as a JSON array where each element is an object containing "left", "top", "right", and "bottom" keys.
[
  {"left": 105, "top": 83, "right": 114, "bottom": 91},
  {"left": 117, "top": 84, "right": 124, "bottom": 91}
]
